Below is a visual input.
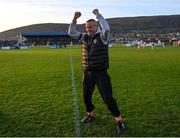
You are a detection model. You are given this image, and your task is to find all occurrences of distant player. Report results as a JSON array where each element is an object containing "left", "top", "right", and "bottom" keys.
[
  {"left": 68, "top": 9, "right": 125, "bottom": 133},
  {"left": 137, "top": 40, "right": 140, "bottom": 49}
]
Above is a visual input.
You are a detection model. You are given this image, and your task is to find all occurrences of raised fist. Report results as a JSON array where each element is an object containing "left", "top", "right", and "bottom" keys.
[
  {"left": 73, "top": 12, "right": 81, "bottom": 20},
  {"left": 92, "top": 9, "right": 100, "bottom": 16}
]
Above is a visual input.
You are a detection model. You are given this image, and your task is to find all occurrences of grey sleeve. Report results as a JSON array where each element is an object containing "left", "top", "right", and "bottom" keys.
[
  {"left": 68, "top": 22, "right": 84, "bottom": 40},
  {"left": 96, "top": 14, "right": 110, "bottom": 44}
]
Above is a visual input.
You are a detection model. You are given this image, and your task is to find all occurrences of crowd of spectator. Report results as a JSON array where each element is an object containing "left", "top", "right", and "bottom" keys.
[
  {"left": 110, "top": 32, "right": 180, "bottom": 46},
  {"left": 0, "top": 38, "right": 70, "bottom": 48},
  {"left": 0, "top": 40, "right": 18, "bottom": 47},
  {"left": 0, "top": 32, "right": 180, "bottom": 49}
]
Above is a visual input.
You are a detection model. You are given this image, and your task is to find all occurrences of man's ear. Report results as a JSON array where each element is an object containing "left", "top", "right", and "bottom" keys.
[
  {"left": 96, "top": 21, "right": 100, "bottom": 28},
  {"left": 94, "top": 21, "right": 98, "bottom": 27}
]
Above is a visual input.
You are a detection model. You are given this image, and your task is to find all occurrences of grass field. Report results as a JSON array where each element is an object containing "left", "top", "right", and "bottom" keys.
[{"left": 0, "top": 45, "right": 179, "bottom": 137}]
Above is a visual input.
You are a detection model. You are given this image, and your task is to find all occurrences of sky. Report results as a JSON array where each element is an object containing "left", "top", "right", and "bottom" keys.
[{"left": 0, "top": 0, "right": 180, "bottom": 32}]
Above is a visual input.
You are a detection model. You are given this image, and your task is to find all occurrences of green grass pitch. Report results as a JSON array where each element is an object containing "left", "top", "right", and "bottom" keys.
[{"left": 0, "top": 45, "right": 179, "bottom": 136}]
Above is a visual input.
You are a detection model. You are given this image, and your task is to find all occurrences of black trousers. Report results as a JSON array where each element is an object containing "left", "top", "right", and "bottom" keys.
[{"left": 82, "top": 70, "right": 121, "bottom": 117}]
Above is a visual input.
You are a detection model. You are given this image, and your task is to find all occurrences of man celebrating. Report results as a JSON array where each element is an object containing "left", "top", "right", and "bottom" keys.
[{"left": 68, "top": 9, "right": 125, "bottom": 133}]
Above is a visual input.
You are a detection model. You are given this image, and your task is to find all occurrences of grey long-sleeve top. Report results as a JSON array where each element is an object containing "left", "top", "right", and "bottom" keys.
[{"left": 68, "top": 14, "right": 110, "bottom": 45}]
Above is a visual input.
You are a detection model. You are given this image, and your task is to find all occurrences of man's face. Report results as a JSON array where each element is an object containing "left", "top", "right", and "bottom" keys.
[{"left": 85, "top": 21, "right": 97, "bottom": 36}]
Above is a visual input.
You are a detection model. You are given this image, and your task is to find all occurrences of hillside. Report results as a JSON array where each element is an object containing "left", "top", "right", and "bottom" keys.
[
  {"left": 0, "top": 23, "right": 72, "bottom": 39},
  {"left": 0, "top": 14, "right": 180, "bottom": 39},
  {"left": 107, "top": 15, "right": 180, "bottom": 34}
]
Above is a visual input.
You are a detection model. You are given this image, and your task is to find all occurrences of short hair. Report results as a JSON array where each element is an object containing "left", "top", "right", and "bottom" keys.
[
  {"left": 86, "top": 19, "right": 96, "bottom": 23},
  {"left": 86, "top": 19, "right": 98, "bottom": 27}
]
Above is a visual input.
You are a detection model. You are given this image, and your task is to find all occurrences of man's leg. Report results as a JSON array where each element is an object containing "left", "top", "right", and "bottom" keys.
[
  {"left": 95, "top": 70, "right": 125, "bottom": 132},
  {"left": 81, "top": 71, "right": 95, "bottom": 123},
  {"left": 95, "top": 70, "right": 120, "bottom": 116}
]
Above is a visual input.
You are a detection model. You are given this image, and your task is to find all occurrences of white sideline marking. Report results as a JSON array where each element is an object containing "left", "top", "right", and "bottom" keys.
[{"left": 69, "top": 49, "right": 81, "bottom": 137}]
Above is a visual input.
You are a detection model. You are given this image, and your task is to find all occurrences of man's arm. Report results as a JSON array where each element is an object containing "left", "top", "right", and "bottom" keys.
[
  {"left": 68, "top": 12, "right": 83, "bottom": 40},
  {"left": 92, "top": 9, "right": 110, "bottom": 42}
]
